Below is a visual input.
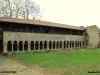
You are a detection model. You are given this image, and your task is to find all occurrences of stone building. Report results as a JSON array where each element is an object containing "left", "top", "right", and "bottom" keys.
[{"left": 0, "top": 17, "right": 99, "bottom": 54}]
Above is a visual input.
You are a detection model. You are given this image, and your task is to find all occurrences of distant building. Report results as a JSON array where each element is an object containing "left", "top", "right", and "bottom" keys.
[{"left": 0, "top": 17, "right": 99, "bottom": 54}]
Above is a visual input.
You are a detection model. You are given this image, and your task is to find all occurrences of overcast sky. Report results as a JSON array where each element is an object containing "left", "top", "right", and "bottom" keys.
[{"left": 33, "top": 0, "right": 100, "bottom": 28}]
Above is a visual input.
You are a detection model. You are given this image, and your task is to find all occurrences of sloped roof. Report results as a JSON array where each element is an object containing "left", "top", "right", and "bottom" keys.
[
  {"left": 85, "top": 25, "right": 100, "bottom": 32},
  {"left": 0, "top": 17, "right": 84, "bottom": 30}
]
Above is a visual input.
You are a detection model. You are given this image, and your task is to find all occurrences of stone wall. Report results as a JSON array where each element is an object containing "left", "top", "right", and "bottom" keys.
[
  {"left": 86, "top": 25, "right": 100, "bottom": 48},
  {"left": 3, "top": 32, "right": 84, "bottom": 42},
  {"left": 3, "top": 31, "right": 85, "bottom": 53}
]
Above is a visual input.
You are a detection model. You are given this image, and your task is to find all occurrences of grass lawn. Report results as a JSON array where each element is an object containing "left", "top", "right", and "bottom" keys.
[{"left": 8, "top": 48, "right": 100, "bottom": 75}]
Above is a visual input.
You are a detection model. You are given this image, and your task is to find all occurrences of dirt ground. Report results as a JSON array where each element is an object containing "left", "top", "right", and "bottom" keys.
[
  {"left": 0, "top": 55, "right": 98, "bottom": 75},
  {"left": 0, "top": 55, "right": 44, "bottom": 75},
  {"left": 0, "top": 55, "right": 65, "bottom": 75}
]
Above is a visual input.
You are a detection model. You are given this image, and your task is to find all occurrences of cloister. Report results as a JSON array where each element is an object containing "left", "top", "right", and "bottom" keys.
[
  {"left": 7, "top": 40, "right": 85, "bottom": 52},
  {"left": 1, "top": 17, "right": 100, "bottom": 54}
]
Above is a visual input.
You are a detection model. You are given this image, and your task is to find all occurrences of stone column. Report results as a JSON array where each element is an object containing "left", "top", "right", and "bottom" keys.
[
  {"left": 47, "top": 41, "right": 49, "bottom": 50},
  {"left": 28, "top": 42, "right": 31, "bottom": 51},
  {"left": 73, "top": 42, "right": 75, "bottom": 48},
  {"left": 17, "top": 42, "right": 19, "bottom": 52},
  {"left": 78, "top": 42, "right": 79, "bottom": 48},
  {"left": 51, "top": 41, "right": 53, "bottom": 50},
  {"left": 83, "top": 42, "right": 84, "bottom": 48},
  {"left": 33, "top": 42, "right": 35, "bottom": 50},
  {"left": 38, "top": 42, "right": 40, "bottom": 50},
  {"left": 23, "top": 41, "right": 25, "bottom": 51},
  {"left": 79, "top": 42, "right": 81, "bottom": 48},
  {"left": 12, "top": 41, "right": 13, "bottom": 52},
  {"left": 42, "top": 42, "right": 44, "bottom": 50},
  {"left": 55, "top": 42, "right": 57, "bottom": 50},
  {"left": 22, "top": 42, "right": 24, "bottom": 51},
  {"left": 3, "top": 42, "right": 7, "bottom": 53},
  {"left": 65, "top": 42, "right": 67, "bottom": 49},
  {"left": 69, "top": 42, "right": 70, "bottom": 49},
  {"left": 62, "top": 41, "right": 64, "bottom": 50},
  {"left": 58, "top": 42, "right": 60, "bottom": 50}
]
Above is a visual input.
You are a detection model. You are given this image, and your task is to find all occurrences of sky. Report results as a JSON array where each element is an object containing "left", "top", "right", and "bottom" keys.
[{"left": 33, "top": 0, "right": 100, "bottom": 28}]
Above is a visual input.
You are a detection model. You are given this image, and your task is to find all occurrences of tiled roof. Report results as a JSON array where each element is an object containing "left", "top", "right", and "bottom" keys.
[{"left": 0, "top": 17, "right": 84, "bottom": 30}]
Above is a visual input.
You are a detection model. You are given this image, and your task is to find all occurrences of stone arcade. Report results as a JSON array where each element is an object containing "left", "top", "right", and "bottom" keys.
[{"left": 0, "top": 17, "right": 100, "bottom": 54}]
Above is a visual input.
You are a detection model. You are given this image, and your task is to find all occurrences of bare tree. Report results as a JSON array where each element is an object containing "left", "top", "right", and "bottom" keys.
[{"left": 0, "top": 0, "right": 41, "bottom": 20}]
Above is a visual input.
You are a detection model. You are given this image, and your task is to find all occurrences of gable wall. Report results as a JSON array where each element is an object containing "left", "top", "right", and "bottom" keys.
[{"left": 86, "top": 26, "right": 100, "bottom": 48}]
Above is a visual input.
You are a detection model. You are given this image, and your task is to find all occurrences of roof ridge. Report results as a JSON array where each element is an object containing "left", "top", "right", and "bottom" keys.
[{"left": 0, "top": 17, "right": 84, "bottom": 30}]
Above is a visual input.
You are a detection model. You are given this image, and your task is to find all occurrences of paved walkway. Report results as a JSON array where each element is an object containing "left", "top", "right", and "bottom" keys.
[{"left": 0, "top": 55, "right": 44, "bottom": 75}]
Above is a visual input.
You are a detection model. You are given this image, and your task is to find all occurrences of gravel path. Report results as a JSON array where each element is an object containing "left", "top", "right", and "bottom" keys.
[{"left": 0, "top": 55, "right": 44, "bottom": 75}]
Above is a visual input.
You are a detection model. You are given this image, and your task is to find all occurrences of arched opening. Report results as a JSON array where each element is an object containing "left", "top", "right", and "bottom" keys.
[
  {"left": 75, "top": 41, "right": 77, "bottom": 48},
  {"left": 67, "top": 41, "right": 69, "bottom": 48},
  {"left": 86, "top": 40, "right": 88, "bottom": 47},
  {"left": 19, "top": 41, "right": 23, "bottom": 51},
  {"left": 7, "top": 41, "right": 12, "bottom": 52},
  {"left": 60, "top": 41, "right": 62, "bottom": 49},
  {"left": 82, "top": 41, "right": 84, "bottom": 48},
  {"left": 13, "top": 41, "right": 17, "bottom": 51},
  {"left": 44, "top": 41, "right": 47, "bottom": 49},
  {"left": 72, "top": 41, "right": 74, "bottom": 48},
  {"left": 64, "top": 41, "right": 66, "bottom": 49},
  {"left": 56, "top": 41, "right": 59, "bottom": 49},
  {"left": 49, "top": 41, "right": 52, "bottom": 49},
  {"left": 35, "top": 41, "right": 39, "bottom": 50},
  {"left": 80, "top": 41, "right": 81, "bottom": 48},
  {"left": 30, "top": 41, "right": 34, "bottom": 50},
  {"left": 24, "top": 41, "right": 28, "bottom": 51},
  {"left": 53, "top": 41, "right": 55, "bottom": 49},
  {"left": 77, "top": 41, "right": 80, "bottom": 48},
  {"left": 70, "top": 41, "right": 71, "bottom": 48},
  {"left": 40, "top": 41, "right": 43, "bottom": 50}
]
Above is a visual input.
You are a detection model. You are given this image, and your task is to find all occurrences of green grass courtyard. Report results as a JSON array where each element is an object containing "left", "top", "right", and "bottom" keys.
[{"left": 8, "top": 48, "right": 100, "bottom": 75}]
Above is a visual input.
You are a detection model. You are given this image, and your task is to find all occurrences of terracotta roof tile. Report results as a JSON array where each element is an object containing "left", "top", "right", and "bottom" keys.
[{"left": 0, "top": 17, "right": 84, "bottom": 30}]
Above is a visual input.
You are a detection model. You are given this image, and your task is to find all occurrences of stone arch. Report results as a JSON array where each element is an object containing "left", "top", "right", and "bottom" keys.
[
  {"left": 69, "top": 41, "right": 71, "bottom": 48},
  {"left": 40, "top": 41, "right": 43, "bottom": 50},
  {"left": 44, "top": 41, "right": 47, "bottom": 49},
  {"left": 19, "top": 41, "right": 23, "bottom": 51},
  {"left": 49, "top": 41, "right": 52, "bottom": 49},
  {"left": 56, "top": 41, "right": 59, "bottom": 49},
  {"left": 53, "top": 41, "right": 56, "bottom": 49},
  {"left": 30, "top": 41, "right": 34, "bottom": 50},
  {"left": 24, "top": 41, "right": 28, "bottom": 51},
  {"left": 77, "top": 41, "right": 80, "bottom": 48},
  {"left": 75, "top": 41, "right": 77, "bottom": 48},
  {"left": 64, "top": 41, "right": 66, "bottom": 49},
  {"left": 80, "top": 41, "right": 82, "bottom": 48},
  {"left": 7, "top": 41, "right": 12, "bottom": 52},
  {"left": 86, "top": 40, "right": 88, "bottom": 47},
  {"left": 13, "top": 41, "right": 17, "bottom": 51},
  {"left": 60, "top": 41, "right": 62, "bottom": 49},
  {"left": 35, "top": 41, "right": 39, "bottom": 50},
  {"left": 82, "top": 41, "right": 84, "bottom": 48},
  {"left": 72, "top": 41, "right": 74, "bottom": 48},
  {"left": 67, "top": 41, "right": 69, "bottom": 48}
]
